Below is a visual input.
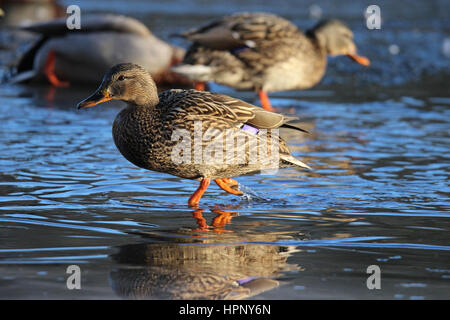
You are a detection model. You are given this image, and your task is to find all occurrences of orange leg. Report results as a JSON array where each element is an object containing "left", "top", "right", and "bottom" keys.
[
  {"left": 258, "top": 90, "right": 275, "bottom": 112},
  {"left": 188, "top": 178, "right": 210, "bottom": 207},
  {"left": 43, "top": 50, "right": 70, "bottom": 87},
  {"left": 214, "top": 178, "right": 243, "bottom": 196},
  {"left": 194, "top": 81, "right": 206, "bottom": 91}
]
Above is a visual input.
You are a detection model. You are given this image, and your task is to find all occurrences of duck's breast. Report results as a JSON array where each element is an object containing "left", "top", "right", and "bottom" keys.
[{"left": 262, "top": 56, "right": 325, "bottom": 92}]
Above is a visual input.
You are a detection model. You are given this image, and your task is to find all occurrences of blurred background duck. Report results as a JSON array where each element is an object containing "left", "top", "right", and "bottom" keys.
[
  {"left": 10, "top": 14, "right": 191, "bottom": 88},
  {"left": 172, "top": 12, "right": 370, "bottom": 111},
  {"left": 77, "top": 63, "right": 310, "bottom": 207}
]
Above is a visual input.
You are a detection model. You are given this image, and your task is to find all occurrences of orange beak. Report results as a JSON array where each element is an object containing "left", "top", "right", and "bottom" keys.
[
  {"left": 347, "top": 53, "right": 371, "bottom": 66},
  {"left": 77, "top": 90, "right": 112, "bottom": 109}
]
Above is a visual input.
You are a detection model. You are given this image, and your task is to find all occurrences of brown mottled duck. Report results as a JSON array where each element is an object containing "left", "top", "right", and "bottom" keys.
[
  {"left": 110, "top": 232, "right": 300, "bottom": 299},
  {"left": 77, "top": 63, "right": 310, "bottom": 207},
  {"left": 172, "top": 12, "right": 370, "bottom": 111}
]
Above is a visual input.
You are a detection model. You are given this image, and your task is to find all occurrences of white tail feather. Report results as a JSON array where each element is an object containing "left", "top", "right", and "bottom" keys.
[
  {"left": 8, "top": 70, "right": 36, "bottom": 84},
  {"left": 281, "top": 155, "right": 311, "bottom": 170}
]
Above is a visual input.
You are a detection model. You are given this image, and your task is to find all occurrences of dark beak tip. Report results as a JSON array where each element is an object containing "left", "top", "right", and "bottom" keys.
[{"left": 76, "top": 88, "right": 112, "bottom": 110}]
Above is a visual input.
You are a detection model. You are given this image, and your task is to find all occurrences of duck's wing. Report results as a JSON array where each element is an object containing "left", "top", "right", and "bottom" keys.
[
  {"left": 177, "top": 12, "right": 301, "bottom": 50},
  {"left": 213, "top": 93, "right": 306, "bottom": 130},
  {"left": 161, "top": 89, "right": 299, "bottom": 130},
  {"left": 161, "top": 90, "right": 311, "bottom": 170},
  {"left": 20, "top": 14, "right": 151, "bottom": 37},
  {"left": 210, "top": 94, "right": 311, "bottom": 169},
  {"left": 172, "top": 13, "right": 307, "bottom": 87}
]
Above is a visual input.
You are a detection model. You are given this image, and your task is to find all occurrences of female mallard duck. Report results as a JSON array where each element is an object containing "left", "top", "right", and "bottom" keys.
[
  {"left": 172, "top": 12, "right": 370, "bottom": 111},
  {"left": 11, "top": 14, "right": 188, "bottom": 88},
  {"left": 77, "top": 63, "right": 310, "bottom": 207},
  {"left": 110, "top": 237, "right": 297, "bottom": 299}
]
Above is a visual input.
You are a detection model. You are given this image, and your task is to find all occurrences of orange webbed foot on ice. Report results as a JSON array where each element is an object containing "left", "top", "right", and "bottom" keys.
[{"left": 214, "top": 178, "right": 242, "bottom": 196}]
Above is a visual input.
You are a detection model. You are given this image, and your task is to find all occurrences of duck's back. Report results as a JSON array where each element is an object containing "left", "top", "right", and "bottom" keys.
[{"left": 182, "top": 12, "right": 301, "bottom": 49}]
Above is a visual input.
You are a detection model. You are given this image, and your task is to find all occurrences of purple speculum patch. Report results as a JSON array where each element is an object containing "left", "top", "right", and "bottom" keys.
[
  {"left": 241, "top": 124, "right": 259, "bottom": 134},
  {"left": 237, "top": 276, "right": 258, "bottom": 285}
]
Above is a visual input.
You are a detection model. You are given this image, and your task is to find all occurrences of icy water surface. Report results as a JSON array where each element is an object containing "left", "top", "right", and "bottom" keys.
[
  {"left": 0, "top": 0, "right": 449, "bottom": 299},
  {"left": 0, "top": 83, "right": 448, "bottom": 299}
]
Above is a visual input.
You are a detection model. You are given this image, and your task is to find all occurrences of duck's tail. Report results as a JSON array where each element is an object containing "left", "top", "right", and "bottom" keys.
[
  {"left": 280, "top": 154, "right": 311, "bottom": 170},
  {"left": 9, "top": 35, "right": 47, "bottom": 84},
  {"left": 8, "top": 70, "right": 36, "bottom": 84},
  {"left": 280, "top": 122, "right": 309, "bottom": 134}
]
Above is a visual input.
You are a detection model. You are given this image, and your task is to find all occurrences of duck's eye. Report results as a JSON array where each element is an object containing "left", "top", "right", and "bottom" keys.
[{"left": 118, "top": 75, "right": 125, "bottom": 81}]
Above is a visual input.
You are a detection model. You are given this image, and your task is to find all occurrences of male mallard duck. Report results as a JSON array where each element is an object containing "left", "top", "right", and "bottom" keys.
[
  {"left": 77, "top": 63, "right": 310, "bottom": 207},
  {"left": 11, "top": 14, "right": 188, "bottom": 88},
  {"left": 172, "top": 12, "right": 370, "bottom": 111}
]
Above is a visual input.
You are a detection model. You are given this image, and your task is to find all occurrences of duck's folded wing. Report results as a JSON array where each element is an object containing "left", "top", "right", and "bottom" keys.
[
  {"left": 178, "top": 12, "right": 301, "bottom": 50},
  {"left": 162, "top": 90, "right": 299, "bottom": 130},
  {"left": 178, "top": 20, "right": 243, "bottom": 50},
  {"left": 211, "top": 93, "right": 306, "bottom": 131},
  {"left": 161, "top": 90, "right": 311, "bottom": 170},
  {"left": 20, "top": 14, "right": 151, "bottom": 37}
]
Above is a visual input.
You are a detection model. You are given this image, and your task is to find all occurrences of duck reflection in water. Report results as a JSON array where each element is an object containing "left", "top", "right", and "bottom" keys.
[
  {"left": 109, "top": 231, "right": 301, "bottom": 300},
  {"left": 191, "top": 205, "right": 240, "bottom": 233}
]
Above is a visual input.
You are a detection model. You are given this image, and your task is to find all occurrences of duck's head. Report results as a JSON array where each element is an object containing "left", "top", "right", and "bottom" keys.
[
  {"left": 77, "top": 63, "right": 159, "bottom": 109},
  {"left": 309, "top": 19, "right": 370, "bottom": 66}
]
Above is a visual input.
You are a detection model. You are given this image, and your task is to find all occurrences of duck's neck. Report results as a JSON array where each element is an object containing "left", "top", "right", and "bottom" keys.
[
  {"left": 132, "top": 78, "right": 160, "bottom": 108},
  {"left": 305, "top": 29, "right": 327, "bottom": 56},
  {"left": 134, "top": 92, "right": 159, "bottom": 108}
]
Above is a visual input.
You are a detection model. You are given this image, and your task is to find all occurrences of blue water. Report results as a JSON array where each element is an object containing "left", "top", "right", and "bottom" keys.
[{"left": 0, "top": 0, "right": 449, "bottom": 299}]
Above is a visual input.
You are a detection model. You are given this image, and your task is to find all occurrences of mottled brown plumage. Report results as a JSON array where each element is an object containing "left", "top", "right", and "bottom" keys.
[
  {"left": 77, "top": 63, "right": 310, "bottom": 206},
  {"left": 110, "top": 233, "right": 299, "bottom": 299},
  {"left": 172, "top": 13, "right": 370, "bottom": 110}
]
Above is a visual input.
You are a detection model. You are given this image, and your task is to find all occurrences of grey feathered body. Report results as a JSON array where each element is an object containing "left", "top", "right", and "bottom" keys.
[{"left": 14, "top": 14, "right": 183, "bottom": 85}]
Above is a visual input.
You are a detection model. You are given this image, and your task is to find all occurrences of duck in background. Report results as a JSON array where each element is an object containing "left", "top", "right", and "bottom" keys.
[
  {"left": 0, "top": 0, "right": 64, "bottom": 27},
  {"left": 10, "top": 14, "right": 191, "bottom": 88},
  {"left": 172, "top": 12, "right": 370, "bottom": 111}
]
